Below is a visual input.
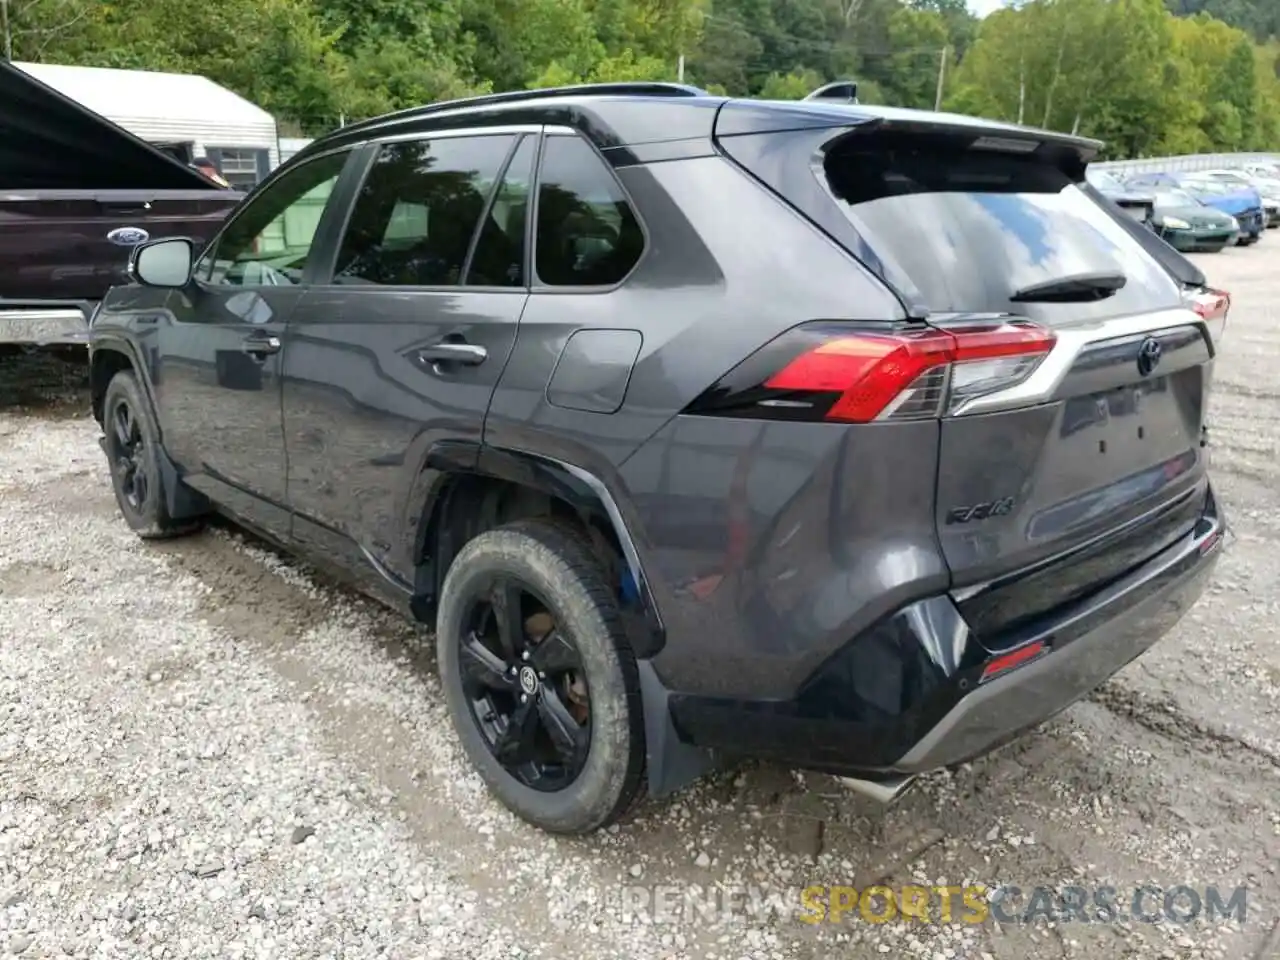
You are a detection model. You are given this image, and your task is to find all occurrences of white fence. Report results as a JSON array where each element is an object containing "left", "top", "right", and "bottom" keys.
[{"left": 1092, "top": 152, "right": 1280, "bottom": 174}]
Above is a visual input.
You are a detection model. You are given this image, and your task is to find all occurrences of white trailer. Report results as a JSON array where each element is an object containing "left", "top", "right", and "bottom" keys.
[{"left": 14, "top": 61, "right": 279, "bottom": 188}]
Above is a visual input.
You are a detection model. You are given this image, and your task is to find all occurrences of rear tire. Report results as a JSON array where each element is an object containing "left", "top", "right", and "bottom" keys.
[
  {"left": 436, "top": 519, "right": 646, "bottom": 834},
  {"left": 101, "top": 370, "right": 202, "bottom": 540}
]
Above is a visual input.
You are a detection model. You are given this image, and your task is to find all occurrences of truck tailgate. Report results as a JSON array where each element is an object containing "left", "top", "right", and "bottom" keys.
[{"left": 0, "top": 190, "right": 238, "bottom": 302}]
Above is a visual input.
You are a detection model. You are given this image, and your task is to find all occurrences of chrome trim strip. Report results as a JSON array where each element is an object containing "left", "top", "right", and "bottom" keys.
[
  {"left": 0, "top": 309, "right": 86, "bottom": 323},
  {"left": 0, "top": 308, "right": 90, "bottom": 345},
  {"left": 374, "top": 124, "right": 545, "bottom": 144},
  {"left": 951, "top": 307, "right": 1208, "bottom": 417}
]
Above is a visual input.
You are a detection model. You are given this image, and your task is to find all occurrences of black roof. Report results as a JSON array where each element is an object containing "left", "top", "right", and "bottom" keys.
[{"left": 297, "top": 82, "right": 1104, "bottom": 166}]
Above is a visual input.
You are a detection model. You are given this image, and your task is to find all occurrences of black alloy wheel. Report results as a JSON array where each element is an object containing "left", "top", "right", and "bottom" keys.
[
  {"left": 108, "top": 395, "right": 150, "bottom": 512},
  {"left": 458, "top": 576, "right": 592, "bottom": 791}
]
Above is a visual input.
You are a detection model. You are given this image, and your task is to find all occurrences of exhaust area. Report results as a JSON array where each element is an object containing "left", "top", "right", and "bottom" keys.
[{"left": 836, "top": 773, "right": 917, "bottom": 804}]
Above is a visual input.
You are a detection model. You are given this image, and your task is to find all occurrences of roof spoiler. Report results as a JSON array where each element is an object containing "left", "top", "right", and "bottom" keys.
[{"left": 805, "top": 81, "right": 859, "bottom": 104}]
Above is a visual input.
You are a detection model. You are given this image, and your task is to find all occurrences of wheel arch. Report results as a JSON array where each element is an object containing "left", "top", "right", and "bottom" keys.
[
  {"left": 412, "top": 445, "right": 718, "bottom": 798},
  {"left": 410, "top": 445, "right": 666, "bottom": 661},
  {"left": 89, "top": 339, "right": 155, "bottom": 428},
  {"left": 89, "top": 338, "right": 208, "bottom": 521}
]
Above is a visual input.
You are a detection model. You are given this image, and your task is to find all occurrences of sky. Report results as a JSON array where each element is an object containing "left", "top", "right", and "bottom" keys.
[{"left": 968, "top": 0, "right": 1006, "bottom": 16}]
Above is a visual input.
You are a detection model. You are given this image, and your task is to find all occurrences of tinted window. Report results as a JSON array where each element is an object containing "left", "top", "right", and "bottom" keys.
[
  {"left": 332, "top": 135, "right": 513, "bottom": 287},
  {"left": 200, "top": 150, "right": 348, "bottom": 287},
  {"left": 823, "top": 140, "right": 1181, "bottom": 321},
  {"left": 535, "top": 136, "right": 643, "bottom": 287},
  {"left": 466, "top": 136, "right": 535, "bottom": 287}
]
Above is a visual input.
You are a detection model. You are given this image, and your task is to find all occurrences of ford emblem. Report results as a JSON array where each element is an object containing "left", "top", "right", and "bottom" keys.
[{"left": 107, "top": 227, "right": 150, "bottom": 247}]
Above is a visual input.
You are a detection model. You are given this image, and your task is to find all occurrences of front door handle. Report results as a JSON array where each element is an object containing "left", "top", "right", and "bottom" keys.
[
  {"left": 242, "top": 334, "right": 281, "bottom": 357},
  {"left": 414, "top": 342, "right": 488, "bottom": 367}
]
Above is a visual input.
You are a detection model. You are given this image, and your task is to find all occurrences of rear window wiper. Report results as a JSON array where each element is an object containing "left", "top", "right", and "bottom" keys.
[{"left": 1010, "top": 271, "right": 1127, "bottom": 303}]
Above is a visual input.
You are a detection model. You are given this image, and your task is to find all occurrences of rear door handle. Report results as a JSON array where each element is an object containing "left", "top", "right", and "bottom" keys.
[
  {"left": 242, "top": 334, "right": 281, "bottom": 357},
  {"left": 414, "top": 342, "right": 488, "bottom": 367}
]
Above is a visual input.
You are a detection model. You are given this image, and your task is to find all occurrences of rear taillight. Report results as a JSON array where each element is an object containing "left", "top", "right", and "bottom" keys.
[
  {"left": 1187, "top": 287, "right": 1229, "bottom": 346},
  {"left": 686, "top": 320, "right": 1056, "bottom": 424}
]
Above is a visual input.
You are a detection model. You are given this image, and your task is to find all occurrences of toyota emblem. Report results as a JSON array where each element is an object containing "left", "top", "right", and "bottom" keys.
[
  {"left": 1136, "top": 337, "right": 1163, "bottom": 377},
  {"left": 518, "top": 666, "right": 539, "bottom": 696}
]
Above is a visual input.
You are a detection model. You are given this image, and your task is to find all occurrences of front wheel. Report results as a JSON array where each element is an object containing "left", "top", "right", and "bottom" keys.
[
  {"left": 101, "top": 371, "right": 202, "bottom": 540},
  {"left": 436, "top": 519, "right": 646, "bottom": 834}
]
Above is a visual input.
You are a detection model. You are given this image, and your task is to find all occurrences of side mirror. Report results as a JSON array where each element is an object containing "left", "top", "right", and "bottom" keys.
[{"left": 130, "top": 237, "right": 195, "bottom": 288}]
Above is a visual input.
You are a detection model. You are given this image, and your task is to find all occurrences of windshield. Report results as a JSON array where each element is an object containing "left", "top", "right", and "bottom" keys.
[
  {"left": 1153, "top": 189, "right": 1200, "bottom": 208},
  {"left": 1181, "top": 179, "right": 1219, "bottom": 194},
  {"left": 822, "top": 140, "right": 1181, "bottom": 322},
  {"left": 1086, "top": 169, "right": 1125, "bottom": 192}
]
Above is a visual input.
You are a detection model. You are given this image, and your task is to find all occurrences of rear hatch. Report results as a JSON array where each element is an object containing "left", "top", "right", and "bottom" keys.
[{"left": 716, "top": 106, "right": 1215, "bottom": 645}]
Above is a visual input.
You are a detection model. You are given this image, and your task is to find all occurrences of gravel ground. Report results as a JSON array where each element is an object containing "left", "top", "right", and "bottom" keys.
[{"left": 2, "top": 246, "right": 1279, "bottom": 959}]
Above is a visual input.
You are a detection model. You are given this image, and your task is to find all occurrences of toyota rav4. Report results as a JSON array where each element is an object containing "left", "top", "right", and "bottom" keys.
[{"left": 88, "top": 83, "right": 1228, "bottom": 834}]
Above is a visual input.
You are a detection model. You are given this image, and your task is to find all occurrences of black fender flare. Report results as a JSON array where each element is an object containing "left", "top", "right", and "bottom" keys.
[{"left": 411, "top": 443, "right": 666, "bottom": 658}]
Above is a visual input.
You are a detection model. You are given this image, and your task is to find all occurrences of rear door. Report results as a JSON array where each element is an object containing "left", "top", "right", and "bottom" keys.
[
  {"left": 817, "top": 132, "right": 1212, "bottom": 642},
  {"left": 281, "top": 128, "right": 535, "bottom": 586},
  {"left": 0, "top": 190, "right": 238, "bottom": 302}
]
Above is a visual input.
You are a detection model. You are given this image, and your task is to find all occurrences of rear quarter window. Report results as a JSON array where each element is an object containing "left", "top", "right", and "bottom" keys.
[{"left": 822, "top": 140, "right": 1183, "bottom": 322}]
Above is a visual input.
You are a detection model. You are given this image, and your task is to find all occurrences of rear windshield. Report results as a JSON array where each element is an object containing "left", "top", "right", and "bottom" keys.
[{"left": 823, "top": 140, "right": 1182, "bottom": 320}]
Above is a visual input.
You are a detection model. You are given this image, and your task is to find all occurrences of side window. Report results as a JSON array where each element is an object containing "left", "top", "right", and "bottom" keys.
[
  {"left": 465, "top": 135, "right": 536, "bottom": 287},
  {"left": 198, "top": 150, "right": 348, "bottom": 287},
  {"left": 534, "top": 135, "right": 644, "bottom": 287},
  {"left": 332, "top": 135, "right": 514, "bottom": 287}
]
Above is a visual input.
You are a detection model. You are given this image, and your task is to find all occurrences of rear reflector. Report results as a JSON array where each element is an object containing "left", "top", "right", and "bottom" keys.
[
  {"left": 979, "top": 640, "right": 1047, "bottom": 683},
  {"left": 686, "top": 320, "right": 1056, "bottom": 424},
  {"left": 1198, "top": 530, "right": 1223, "bottom": 556}
]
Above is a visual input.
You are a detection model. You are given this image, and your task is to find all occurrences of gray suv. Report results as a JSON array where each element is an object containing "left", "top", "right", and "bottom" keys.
[{"left": 88, "top": 83, "right": 1227, "bottom": 834}]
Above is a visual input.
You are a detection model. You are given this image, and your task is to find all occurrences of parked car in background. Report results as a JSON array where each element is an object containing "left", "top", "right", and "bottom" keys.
[
  {"left": 1197, "top": 168, "right": 1280, "bottom": 227},
  {"left": 1124, "top": 172, "right": 1179, "bottom": 190},
  {"left": 1240, "top": 161, "right": 1280, "bottom": 180},
  {"left": 1162, "top": 175, "right": 1264, "bottom": 246},
  {"left": 1148, "top": 187, "right": 1239, "bottom": 252},
  {"left": 87, "top": 83, "right": 1226, "bottom": 835},
  {"left": 1085, "top": 168, "right": 1155, "bottom": 227},
  {"left": 0, "top": 60, "right": 241, "bottom": 350}
]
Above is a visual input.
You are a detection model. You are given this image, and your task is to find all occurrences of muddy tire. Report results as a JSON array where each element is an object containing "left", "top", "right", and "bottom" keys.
[
  {"left": 101, "top": 370, "right": 202, "bottom": 540},
  {"left": 436, "top": 518, "right": 646, "bottom": 834}
]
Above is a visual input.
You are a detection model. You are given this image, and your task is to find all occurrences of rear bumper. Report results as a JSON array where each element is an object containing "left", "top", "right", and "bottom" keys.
[
  {"left": 0, "top": 302, "right": 95, "bottom": 345},
  {"left": 666, "top": 488, "right": 1223, "bottom": 777}
]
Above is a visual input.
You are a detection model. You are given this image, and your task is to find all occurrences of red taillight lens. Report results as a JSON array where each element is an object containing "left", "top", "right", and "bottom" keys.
[
  {"left": 763, "top": 328, "right": 957, "bottom": 422},
  {"left": 1187, "top": 287, "right": 1229, "bottom": 346},
  {"left": 695, "top": 320, "right": 1056, "bottom": 424}
]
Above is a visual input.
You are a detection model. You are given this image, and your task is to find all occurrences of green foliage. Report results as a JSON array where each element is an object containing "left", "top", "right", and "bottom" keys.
[
  {"left": 4, "top": 0, "right": 1279, "bottom": 154},
  {"left": 946, "top": 0, "right": 1280, "bottom": 155},
  {"left": 758, "top": 68, "right": 824, "bottom": 99}
]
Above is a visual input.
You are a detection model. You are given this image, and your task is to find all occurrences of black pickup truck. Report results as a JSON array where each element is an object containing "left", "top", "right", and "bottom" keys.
[{"left": 0, "top": 60, "right": 241, "bottom": 349}]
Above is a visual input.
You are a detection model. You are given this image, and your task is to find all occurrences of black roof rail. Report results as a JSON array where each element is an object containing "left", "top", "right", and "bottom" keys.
[
  {"left": 334, "top": 82, "right": 711, "bottom": 138},
  {"left": 805, "top": 81, "right": 859, "bottom": 104}
]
